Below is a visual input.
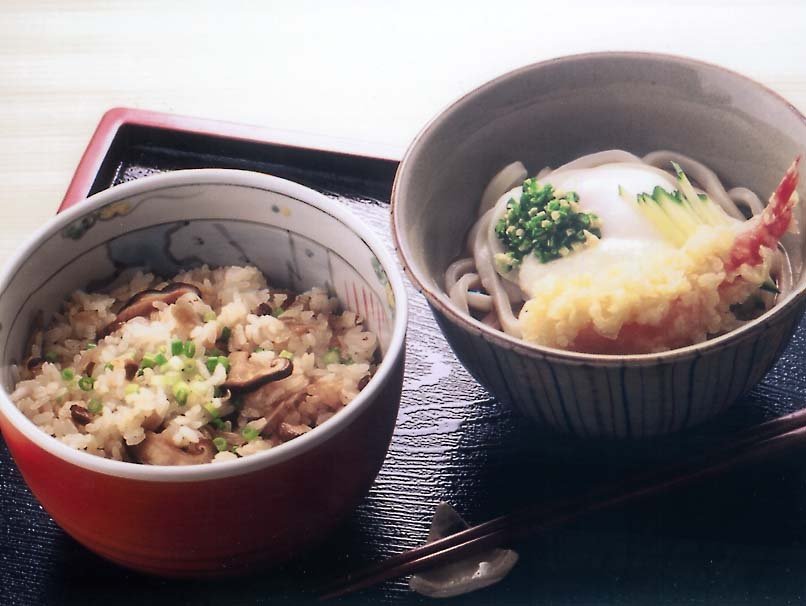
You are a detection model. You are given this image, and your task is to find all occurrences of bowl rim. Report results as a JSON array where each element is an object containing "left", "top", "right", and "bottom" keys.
[
  {"left": 0, "top": 168, "right": 408, "bottom": 482},
  {"left": 391, "top": 50, "right": 806, "bottom": 367}
]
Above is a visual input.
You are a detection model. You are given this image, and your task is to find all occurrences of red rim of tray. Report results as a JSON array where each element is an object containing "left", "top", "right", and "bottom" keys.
[{"left": 60, "top": 107, "right": 403, "bottom": 212}]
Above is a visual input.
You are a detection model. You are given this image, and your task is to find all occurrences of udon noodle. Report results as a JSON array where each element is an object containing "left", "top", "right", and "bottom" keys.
[{"left": 446, "top": 150, "right": 798, "bottom": 353}]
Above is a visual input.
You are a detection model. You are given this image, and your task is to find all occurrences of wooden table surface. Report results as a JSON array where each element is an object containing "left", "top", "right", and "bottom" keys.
[{"left": 2, "top": 1, "right": 806, "bottom": 266}]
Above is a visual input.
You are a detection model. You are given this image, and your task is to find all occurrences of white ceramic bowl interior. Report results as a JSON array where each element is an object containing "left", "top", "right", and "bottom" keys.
[{"left": 0, "top": 169, "right": 408, "bottom": 479}]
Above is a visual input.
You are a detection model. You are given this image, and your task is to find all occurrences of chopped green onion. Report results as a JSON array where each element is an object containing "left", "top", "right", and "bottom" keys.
[
  {"left": 242, "top": 426, "right": 260, "bottom": 441},
  {"left": 61, "top": 368, "right": 75, "bottom": 381},
  {"left": 322, "top": 348, "right": 340, "bottom": 365},
  {"left": 85, "top": 343, "right": 96, "bottom": 350},
  {"left": 124, "top": 384, "right": 139, "bottom": 395},
  {"left": 279, "top": 350, "right": 294, "bottom": 360},
  {"left": 494, "top": 178, "right": 600, "bottom": 266},
  {"left": 44, "top": 351, "right": 59, "bottom": 363},
  {"left": 154, "top": 353, "right": 168, "bottom": 366},
  {"left": 230, "top": 445, "right": 239, "bottom": 454},
  {"left": 87, "top": 398, "right": 102, "bottom": 414},
  {"left": 254, "top": 347, "right": 265, "bottom": 353},
  {"left": 206, "top": 356, "right": 229, "bottom": 373},
  {"left": 104, "top": 362, "right": 114, "bottom": 371},
  {"left": 220, "top": 326, "right": 231, "bottom": 342},
  {"left": 213, "top": 437, "right": 228, "bottom": 452},
  {"left": 173, "top": 381, "right": 190, "bottom": 405},
  {"left": 78, "top": 376, "right": 94, "bottom": 391},
  {"left": 204, "top": 402, "right": 219, "bottom": 418},
  {"left": 171, "top": 340, "right": 184, "bottom": 356},
  {"left": 272, "top": 307, "right": 284, "bottom": 318},
  {"left": 183, "top": 340, "right": 196, "bottom": 358},
  {"left": 203, "top": 310, "right": 216, "bottom": 322},
  {"left": 140, "top": 354, "right": 157, "bottom": 369},
  {"left": 211, "top": 418, "right": 225, "bottom": 430}
]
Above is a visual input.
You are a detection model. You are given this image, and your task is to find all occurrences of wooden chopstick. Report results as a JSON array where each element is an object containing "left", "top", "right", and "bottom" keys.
[{"left": 319, "top": 407, "right": 806, "bottom": 601}]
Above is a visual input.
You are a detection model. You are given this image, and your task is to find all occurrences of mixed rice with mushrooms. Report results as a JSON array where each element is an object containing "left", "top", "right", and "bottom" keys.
[{"left": 10, "top": 265, "right": 379, "bottom": 465}]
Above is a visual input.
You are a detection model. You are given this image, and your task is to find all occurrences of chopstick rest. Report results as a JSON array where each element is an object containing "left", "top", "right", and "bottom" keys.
[{"left": 409, "top": 502, "right": 519, "bottom": 598}]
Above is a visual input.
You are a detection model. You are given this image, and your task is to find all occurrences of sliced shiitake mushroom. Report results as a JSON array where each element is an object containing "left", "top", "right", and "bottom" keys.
[
  {"left": 129, "top": 431, "right": 215, "bottom": 466},
  {"left": 21, "top": 312, "right": 45, "bottom": 379},
  {"left": 277, "top": 422, "right": 312, "bottom": 442},
  {"left": 70, "top": 404, "right": 93, "bottom": 426},
  {"left": 124, "top": 360, "right": 139, "bottom": 381},
  {"left": 221, "top": 352, "right": 293, "bottom": 394},
  {"left": 100, "top": 282, "right": 201, "bottom": 338}
]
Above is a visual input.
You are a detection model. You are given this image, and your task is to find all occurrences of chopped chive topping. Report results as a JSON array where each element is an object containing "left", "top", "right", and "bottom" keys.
[
  {"left": 272, "top": 307, "right": 284, "bottom": 318},
  {"left": 104, "top": 362, "right": 114, "bottom": 371},
  {"left": 124, "top": 383, "right": 139, "bottom": 395},
  {"left": 213, "top": 437, "right": 228, "bottom": 452},
  {"left": 211, "top": 418, "right": 225, "bottom": 430},
  {"left": 85, "top": 343, "right": 96, "bottom": 350},
  {"left": 87, "top": 398, "right": 102, "bottom": 414},
  {"left": 61, "top": 368, "right": 75, "bottom": 381},
  {"left": 154, "top": 353, "right": 168, "bottom": 366},
  {"left": 220, "top": 326, "right": 231, "bottom": 342},
  {"left": 171, "top": 340, "right": 184, "bottom": 356},
  {"left": 203, "top": 311, "right": 216, "bottom": 322},
  {"left": 140, "top": 354, "right": 157, "bottom": 369},
  {"left": 205, "top": 356, "right": 229, "bottom": 373},
  {"left": 230, "top": 446, "right": 239, "bottom": 454},
  {"left": 44, "top": 351, "right": 59, "bottom": 363},
  {"left": 241, "top": 427, "right": 259, "bottom": 441},
  {"left": 173, "top": 381, "right": 190, "bottom": 405},
  {"left": 204, "top": 402, "right": 219, "bottom": 418},
  {"left": 279, "top": 350, "right": 294, "bottom": 360},
  {"left": 322, "top": 348, "right": 340, "bottom": 365},
  {"left": 494, "top": 179, "right": 600, "bottom": 267},
  {"left": 78, "top": 376, "right": 94, "bottom": 391},
  {"left": 183, "top": 340, "right": 196, "bottom": 358}
]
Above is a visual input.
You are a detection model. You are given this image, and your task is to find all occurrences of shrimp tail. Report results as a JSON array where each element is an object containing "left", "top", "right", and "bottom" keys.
[{"left": 725, "top": 157, "right": 800, "bottom": 273}]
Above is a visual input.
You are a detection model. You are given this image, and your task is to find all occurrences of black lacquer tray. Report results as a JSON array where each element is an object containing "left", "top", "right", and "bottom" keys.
[{"left": 3, "top": 109, "right": 806, "bottom": 605}]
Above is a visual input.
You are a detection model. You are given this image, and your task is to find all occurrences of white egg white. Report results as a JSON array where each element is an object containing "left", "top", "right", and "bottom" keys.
[{"left": 494, "top": 163, "right": 679, "bottom": 299}]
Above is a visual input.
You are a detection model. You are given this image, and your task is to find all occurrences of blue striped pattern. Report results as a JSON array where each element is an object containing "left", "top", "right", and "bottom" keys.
[{"left": 433, "top": 299, "right": 806, "bottom": 438}]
